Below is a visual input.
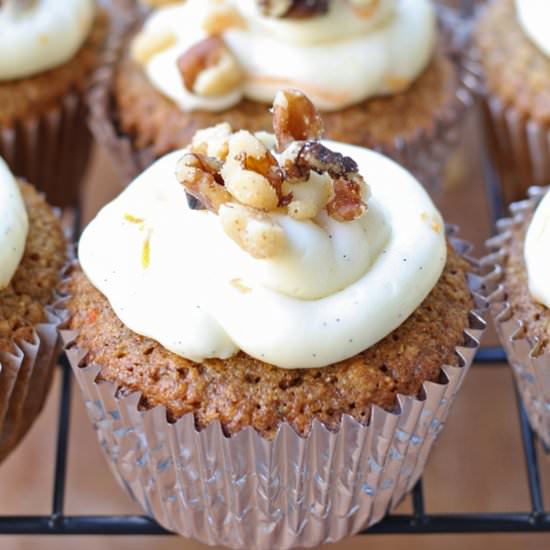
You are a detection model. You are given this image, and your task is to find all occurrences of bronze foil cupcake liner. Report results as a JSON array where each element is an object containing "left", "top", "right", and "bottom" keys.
[
  {"left": 87, "top": 5, "right": 478, "bottom": 196},
  {"left": 0, "top": 296, "right": 67, "bottom": 463},
  {"left": 61, "top": 234, "right": 487, "bottom": 549},
  {"left": 482, "top": 96, "right": 550, "bottom": 205},
  {"left": 485, "top": 186, "right": 550, "bottom": 447},
  {"left": 0, "top": 91, "right": 92, "bottom": 208}
]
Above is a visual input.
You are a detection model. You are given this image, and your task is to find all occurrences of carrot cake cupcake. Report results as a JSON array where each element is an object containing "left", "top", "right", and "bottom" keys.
[
  {"left": 0, "top": 157, "right": 66, "bottom": 463},
  {"left": 90, "top": 0, "right": 473, "bottom": 192},
  {"left": 65, "top": 90, "right": 486, "bottom": 548},
  {"left": 487, "top": 186, "right": 550, "bottom": 447},
  {"left": 0, "top": 0, "right": 108, "bottom": 207},
  {"left": 475, "top": 0, "right": 550, "bottom": 203}
]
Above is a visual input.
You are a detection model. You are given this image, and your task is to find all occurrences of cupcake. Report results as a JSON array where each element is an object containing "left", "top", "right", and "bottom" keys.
[
  {"left": 474, "top": 0, "right": 550, "bottom": 204},
  {"left": 0, "top": 157, "right": 67, "bottom": 462},
  {"left": 0, "top": 0, "right": 109, "bottom": 208},
  {"left": 65, "top": 90, "right": 486, "bottom": 549},
  {"left": 486, "top": 186, "right": 550, "bottom": 447},
  {"left": 89, "top": 0, "right": 474, "bottom": 192}
]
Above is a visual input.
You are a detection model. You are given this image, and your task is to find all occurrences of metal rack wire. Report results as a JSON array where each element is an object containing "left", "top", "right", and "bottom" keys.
[{"left": 2, "top": 0, "right": 549, "bottom": 537}]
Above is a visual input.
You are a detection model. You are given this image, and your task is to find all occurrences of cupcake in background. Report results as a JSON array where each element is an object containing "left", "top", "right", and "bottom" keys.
[
  {"left": 0, "top": 157, "right": 67, "bottom": 463},
  {"left": 475, "top": 0, "right": 550, "bottom": 204},
  {"left": 0, "top": 0, "right": 108, "bottom": 208},
  {"left": 89, "top": 0, "right": 474, "bottom": 193},
  {"left": 65, "top": 90, "right": 486, "bottom": 548},
  {"left": 486, "top": 186, "right": 550, "bottom": 447}
]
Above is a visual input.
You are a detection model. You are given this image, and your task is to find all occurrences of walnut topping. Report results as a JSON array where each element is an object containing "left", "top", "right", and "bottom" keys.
[
  {"left": 257, "top": 0, "right": 329, "bottom": 19},
  {"left": 177, "top": 36, "right": 243, "bottom": 97},
  {"left": 177, "top": 89, "right": 369, "bottom": 258},
  {"left": 176, "top": 152, "right": 232, "bottom": 213},
  {"left": 273, "top": 89, "right": 323, "bottom": 153}
]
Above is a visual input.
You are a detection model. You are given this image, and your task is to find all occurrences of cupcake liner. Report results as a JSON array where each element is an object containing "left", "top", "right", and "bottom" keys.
[
  {"left": 0, "top": 296, "right": 67, "bottom": 463},
  {"left": 482, "top": 96, "right": 550, "bottom": 205},
  {"left": 87, "top": 5, "right": 478, "bottom": 197},
  {"left": 0, "top": 91, "right": 92, "bottom": 208},
  {"left": 485, "top": 186, "right": 550, "bottom": 447},
  {"left": 62, "top": 234, "right": 487, "bottom": 550}
]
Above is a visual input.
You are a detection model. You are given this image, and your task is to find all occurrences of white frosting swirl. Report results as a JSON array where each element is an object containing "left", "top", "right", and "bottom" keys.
[
  {"left": 516, "top": 0, "right": 550, "bottom": 58},
  {"left": 137, "top": 0, "right": 436, "bottom": 112},
  {"left": 0, "top": 157, "right": 28, "bottom": 290},
  {"left": 79, "top": 140, "right": 446, "bottom": 369},
  {"left": 525, "top": 191, "right": 550, "bottom": 309},
  {"left": 0, "top": 0, "right": 95, "bottom": 81}
]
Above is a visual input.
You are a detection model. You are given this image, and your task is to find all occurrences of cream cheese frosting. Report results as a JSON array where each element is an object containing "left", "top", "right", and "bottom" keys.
[
  {"left": 134, "top": 0, "right": 436, "bottom": 112},
  {"left": 516, "top": 0, "right": 550, "bottom": 58},
  {"left": 525, "top": 191, "right": 550, "bottom": 309},
  {"left": 79, "top": 140, "right": 446, "bottom": 369},
  {"left": 0, "top": 157, "right": 28, "bottom": 290},
  {"left": 0, "top": 0, "right": 95, "bottom": 81}
]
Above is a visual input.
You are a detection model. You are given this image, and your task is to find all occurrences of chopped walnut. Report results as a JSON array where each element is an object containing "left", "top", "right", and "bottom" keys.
[
  {"left": 257, "top": 0, "right": 329, "bottom": 18},
  {"left": 191, "top": 122, "right": 233, "bottom": 161},
  {"left": 349, "top": 0, "right": 381, "bottom": 17},
  {"left": 222, "top": 131, "right": 281, "bottom": 210},
  {"left": 273, "top": 89, "right": 323, "bottom": 153},
  {"left": 177, "top": 36, "right": 243, "bottom": 97},
  {"left": 131, "top": 29, "right": 177, "bottom": 65},
  {"left": 176, "top": 153, "right": 232, "bottom": 213},
  {"left": 219, "top": 203, "right": 287, "bottom": 259},
  {"left": 177, "top": 88, "right": 369, "bottom": 258}
]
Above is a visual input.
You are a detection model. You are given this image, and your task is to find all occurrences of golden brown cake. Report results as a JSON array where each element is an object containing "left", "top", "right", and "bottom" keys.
[{"left": 67, "top": 243, "right": 472, "bottom": 438}]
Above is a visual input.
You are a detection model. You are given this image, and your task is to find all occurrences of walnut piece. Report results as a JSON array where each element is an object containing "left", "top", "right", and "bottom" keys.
[
  {"left": 176, "top": 153, "right": 232, "bottom": 213},
  {"left": 257, "top": 0, "right": 329, "bottom": 18},
  {"left": 177, "top": 36, "right": 243, "bottom": 97},
  {"left": 273, "top": 89, "right": 324, "bottom": 153},
  {"left": 222, "top": 131, "right": 280, "bottom": 210},
  {"left": 219, "top": 203, "right": 287, "bottom": 259},
  {"left": 191, "top": 122, "right": 233, "bottom": 161}
]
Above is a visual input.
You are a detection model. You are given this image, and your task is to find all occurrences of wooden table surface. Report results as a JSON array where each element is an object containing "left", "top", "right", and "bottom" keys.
[{"left": 1, "top": 106, "right": 549, "bottom": 549}]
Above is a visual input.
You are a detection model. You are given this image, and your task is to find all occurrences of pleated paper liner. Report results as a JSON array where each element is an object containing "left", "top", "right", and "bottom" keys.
[
  {"left": 87, "top": 5, "right": 478, "bottom": 198},
  {"left": 61, "top": 232, "right": 487, "bottom": 550},
  {"left": 0, "top": 91, "right": 92, "bottom": 209},
  {"left": 0, "top": 296, "right": 67, "bottom": 463},
  {"left": 485, "top": 186, "right": 550, "bottom": 448}
]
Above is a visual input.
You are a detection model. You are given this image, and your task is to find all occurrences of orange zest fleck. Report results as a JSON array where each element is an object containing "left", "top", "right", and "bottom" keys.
[
  {"left": 124, "top": 213, "right": 145, "bottom": 224},
  {"left": 142, "top": 237, "right": 151, "bottom": 269},
  {"left": 88, "top": 309, "right": 98, "bottom": 323}
]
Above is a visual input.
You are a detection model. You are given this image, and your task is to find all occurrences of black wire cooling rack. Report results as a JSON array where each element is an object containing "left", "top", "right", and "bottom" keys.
[{"left": 3, "top": 0, "right": 550, "bottom": 539}]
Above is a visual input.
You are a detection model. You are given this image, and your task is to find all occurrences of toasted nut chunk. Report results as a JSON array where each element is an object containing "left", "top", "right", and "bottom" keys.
[
  {"left": 221, "top": 131, "right": 281, "bottom": 210},
  {"left": 178, "top": 36, "right": 243, "bottom": 97},
  {"left": 287, "top": 172, "right": 333, "bottom": 220},
  {"left": 222, "top": 160, "right": 279, "bottom": 211},
  {"left": 191, "top": 122, "right": 232, "bottom": 160},
  {"left": 131, "top": 29, "right": 177, "bottom": 65},
  {"left": 219, "top": 203, "right": 286, "bottom": 259},
  {"left": 176, "top": 153, "right": 232, "bottom": 213},
  {"left": 203, "top": 4, "right": 246, "bottom": 35},
  {"left": 258, "top": 0, "right": 329, "bottom": 18},
  {"left": 326, "top": 176, "right": 366, "bottom": 222},
  {"left": 273, "top": 89, "right": 324, "bottom": 152}
]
